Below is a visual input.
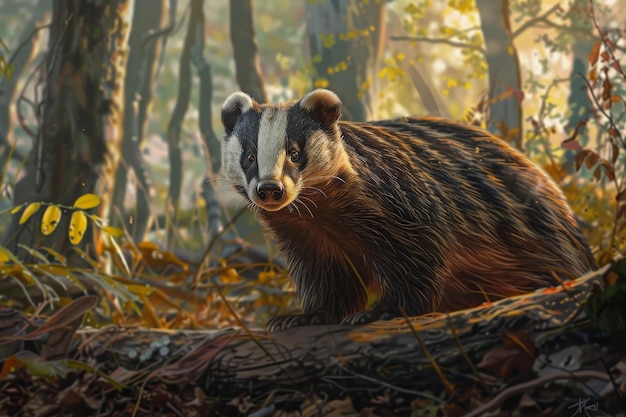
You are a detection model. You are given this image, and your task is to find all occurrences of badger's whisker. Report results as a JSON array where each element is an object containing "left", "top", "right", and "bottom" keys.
[
  {"left": 204, "top": 177, "right": 229, "bottom": 183},
  {"left": 299, "top": 195, "right": 319, "bottom": 209},
  {"left": 290, "top": 202, "right": 302, "bottom": 218},
  {"left": 295, "top": 198, "right": 314, "bottom": 218},
  {"left": 300, "top": 186, "right": 327, "bottom": 199}
]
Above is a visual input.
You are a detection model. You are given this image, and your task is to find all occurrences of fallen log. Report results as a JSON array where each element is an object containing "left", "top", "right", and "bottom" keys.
[{"left": 1, "top": 264, "right": 625, "bottom": 416}]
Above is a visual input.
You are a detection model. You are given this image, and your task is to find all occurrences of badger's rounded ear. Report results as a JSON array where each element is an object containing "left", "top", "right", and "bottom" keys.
[
  {"left": 221, "top": 92, "right": 254, "bottom": 135},
  {"left": 298, "top": 89, "right": 341, "bottom": 128}
]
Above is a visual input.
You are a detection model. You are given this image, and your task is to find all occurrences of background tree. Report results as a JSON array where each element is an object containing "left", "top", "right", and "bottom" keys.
[
  {"left": 0, "top": 0, "right": 49, "bottom": 180},
  {"left": 475, "top": 0, "right": 523, "bottom": 149},
  {"left": 306, "top": 0, "right": 385, "bottom": 121},
  {"left": 229, "top": 0, "right": 267, "bottom": 103},
  {"left": 111, "top": 0, "right": 170, "bottom": 241},
  {"left": 563, "top": 0, "right": 596, "bottom": 168}
]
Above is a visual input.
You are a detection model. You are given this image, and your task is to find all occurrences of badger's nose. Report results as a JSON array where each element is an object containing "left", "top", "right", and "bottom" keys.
[{"left": 256, "top": 180, "right": 284, "bottom": 201}]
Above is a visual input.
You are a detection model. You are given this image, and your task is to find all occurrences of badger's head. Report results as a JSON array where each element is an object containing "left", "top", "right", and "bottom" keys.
[{"left": 220, "top": 89, "right": 346, "bottom": 212}]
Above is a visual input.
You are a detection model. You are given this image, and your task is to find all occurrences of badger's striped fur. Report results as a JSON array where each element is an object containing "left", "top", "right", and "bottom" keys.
[{"left": 221, "top": 89, "right": 596, "bottom": 331}]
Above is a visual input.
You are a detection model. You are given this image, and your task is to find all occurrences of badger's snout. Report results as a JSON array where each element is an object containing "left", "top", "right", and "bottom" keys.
[
  {"left": 251, "top": 178, "right": 290, "bottom": 211},
  {"left": 256, "top": 179, "right": 284, "bottom": 202}
]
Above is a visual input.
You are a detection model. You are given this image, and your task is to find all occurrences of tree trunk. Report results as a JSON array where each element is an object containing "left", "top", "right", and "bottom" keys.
[
  {"left": 229, "top": 0, "right": 267, "bottom": 103},
  {"left": 111, "top": 0, "right": 169, "bottom": 241},
  {"left": 563, "top": 0, "right": 595, "bottom": 171},
  {"left": 476, "top": 0, "right": 523, "bottom": 150},
  {"left": 165, "top": 0, "right": 204, "bottom": 248},
  {"left": 4, "top": 0, "right": 133, "bottom": 261},
  {"left": 307, "top": 0, "right": 385, "bottom": 121}
]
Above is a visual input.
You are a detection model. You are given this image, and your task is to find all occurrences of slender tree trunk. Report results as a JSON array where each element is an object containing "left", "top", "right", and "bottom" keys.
[
  {"left": 4, "top": 0, "right": 133, "bottom": 261},
  {"left": 112, "top": 0, "right": 169, "bottom": 241},
  {"left": 306, "top": 0, "right": 385, "bottom": 121},
  {"left": 476, "top": 0, "right": 523, "bottom": 150},
  {"left": 562, "top": 0, "right": 595, "bottom": 172},
  {"left": 165, "top": 0, "right": 204, "bottom": 248},
  {"left": 0, "top": 0, "right": 49, "bottom": 167},
  {"left": 229, "top": 0, "right": 267, "bottom": 103}
]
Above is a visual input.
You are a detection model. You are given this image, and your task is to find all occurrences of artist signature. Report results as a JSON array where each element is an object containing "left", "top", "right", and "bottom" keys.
[{"left": 568, "top": 398, "right": 609, "bottom": 417}]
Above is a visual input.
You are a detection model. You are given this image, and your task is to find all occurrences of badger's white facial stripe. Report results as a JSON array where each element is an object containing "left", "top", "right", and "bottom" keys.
[
  {"left": 221, "top": 133, "right": 246, "bottom": 189},
  {"left": 257, "top": 108, "right": 289, "bottom": 180}
]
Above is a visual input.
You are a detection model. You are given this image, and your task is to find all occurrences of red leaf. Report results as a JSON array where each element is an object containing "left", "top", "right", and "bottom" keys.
[
  {"left": 601, "top": 160, "right": 616, "bottom": 181},
  {"left": 600, "top": 51, "right": 610, "bottom": 62},
  {"left": 585, "top": 151, "right": 600, "bottom": 169},
  {"left": 588, "top": 41, "right": 601, "bottom": 67},
  {"left": 561, "top": 138, "right": 583, "bottom": 151},
  {"left": 575, "top": 149, "right": 593, "bottom": 172}
]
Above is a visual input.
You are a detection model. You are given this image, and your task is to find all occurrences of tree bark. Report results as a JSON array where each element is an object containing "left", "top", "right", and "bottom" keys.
[
  {"left": 307, "top": 0, "right": 385, "bottom": 121},
  {"left": 229, "top": 0, "right": 267, "bottom": 103},
  {"left": 4, "top": 0, "right": 133, "bottom": 262},
  {"left": 476, "top": 0, "right": 524, "bottom": 150},
  {"left": 111, "top": 0, "right": 169, "bottom": 241}
]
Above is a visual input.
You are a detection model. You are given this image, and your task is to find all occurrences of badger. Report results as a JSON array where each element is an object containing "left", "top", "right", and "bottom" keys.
[{"left": 220, "top": 88, "right": 596, "bottom": 332}]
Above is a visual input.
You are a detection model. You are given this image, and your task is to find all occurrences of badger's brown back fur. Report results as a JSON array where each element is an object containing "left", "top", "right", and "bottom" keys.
[{"left": 220, "top": 89, "right": 596, "bottom": 330}]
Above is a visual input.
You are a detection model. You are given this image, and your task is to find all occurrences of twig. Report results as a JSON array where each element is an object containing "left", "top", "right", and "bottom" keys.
[
  {"left": 463, "top": 370, "right": 612, "bottom": 417},
  {"left": 511, "top": 4, "right": 562, "bottom": 39},
  {"left": 332, "top": 367, "right": 444, "bottom": 403},
  {"left": 390, "top": 35, "right": 486, "bottom": 56},
  {"left": 3, "top": 24, "right": 51, "bottom": 74}
]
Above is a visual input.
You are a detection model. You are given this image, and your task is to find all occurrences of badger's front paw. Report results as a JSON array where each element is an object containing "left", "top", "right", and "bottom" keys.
[{"left": 266, "top": 311, "right": 336, "bottom": 332}]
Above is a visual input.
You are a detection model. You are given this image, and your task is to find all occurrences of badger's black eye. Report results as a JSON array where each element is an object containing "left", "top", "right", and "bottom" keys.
[
  {"left": 290, "top": 150, "right": 300, "bottom": 163},
  {"left": 247, "top": 152, "right": 255, "bottom": 163}
]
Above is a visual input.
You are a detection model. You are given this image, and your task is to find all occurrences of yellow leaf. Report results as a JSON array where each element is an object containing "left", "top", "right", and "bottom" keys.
[
  {"left": 127, "top": 284, "right": 154, "bottom": 296},
  {"left": 18, "top": 202, "right": 41, "bottom": 225},
  {"left": 314, "top": 78, "right": 329, "bottom": 88},
  {"left": 103, "top": 226, "right": 124, "bottom": 237},
  {"left": 73, "top": 193, "right": 101, "bottom": 210},
  {"left": 221, "top": 268, "right": 241, "bottom": 284},
  {"left": 41, "top": 205, "right": 62, "bottom": 236},
  {"left": 10, "top": 204, "right": 24, "bottom": 215},
  {"left": 138, "top": 241, "right": 159, "bottom": 250},
  {"left": 68, "top": 210, "right": 88, "bottom": 245},
  {"left": 258, "top": 271, "right": 276, "bottom": 284},
  {"left": 0, "top": 246, "right": 13, "bottom": 264}
]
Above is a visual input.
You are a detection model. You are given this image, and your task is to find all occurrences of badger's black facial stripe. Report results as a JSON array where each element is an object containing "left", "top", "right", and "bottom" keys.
[
  {"left": 233, "top": 110, "right": 262, "bottom": 185},
  {"left": 286, "top": 105, "right": 322, "bottom": 172}
]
